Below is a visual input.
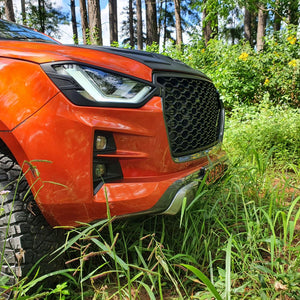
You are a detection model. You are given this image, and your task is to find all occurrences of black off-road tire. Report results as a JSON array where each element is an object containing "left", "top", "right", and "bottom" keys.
[{"left": 0, "top": 152, "right": 65, "bottom": 298}]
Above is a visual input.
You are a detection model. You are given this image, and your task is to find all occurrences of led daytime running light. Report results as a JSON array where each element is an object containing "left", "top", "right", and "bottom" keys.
[{"left": 54, "top": 64, "right": 152, "bottom": 104}]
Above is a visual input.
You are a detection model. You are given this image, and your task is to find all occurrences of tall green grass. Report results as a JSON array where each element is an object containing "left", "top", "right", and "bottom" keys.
[{"left": 1, "top": 104, "right": 299, "bottom": 299}]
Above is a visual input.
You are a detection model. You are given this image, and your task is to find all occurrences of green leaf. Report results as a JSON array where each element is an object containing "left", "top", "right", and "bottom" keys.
[{"left": 182, "top": 264, "right": 222, "bottom": 300}]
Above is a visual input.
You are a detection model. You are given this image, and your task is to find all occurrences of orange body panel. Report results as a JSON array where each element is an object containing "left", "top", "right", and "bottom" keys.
[
  {"left": 0, "top": 41, "right": 153, "bottom": 81},
  {"left": 0, "top": 39, "right": 227, "bottom": 227},
  {"left": 0, "top": 58, "right": 58, "bottom": 130}
]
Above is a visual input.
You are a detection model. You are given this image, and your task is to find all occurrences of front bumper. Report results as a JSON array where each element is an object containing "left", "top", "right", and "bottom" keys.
[
  {"left": 116, "top": 156, "right": 228, "bottom": 219},
  {"left": 13, "top": 91, "right": 226, "bottom": 227},
  {"left": 161, "top": 158, "right": 227, "bottom": 215}
]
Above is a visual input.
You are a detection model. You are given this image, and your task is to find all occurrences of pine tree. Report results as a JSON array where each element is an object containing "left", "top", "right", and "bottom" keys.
[
  {"left": 5, "top": 0, "right": 15, "bottom": 22},
  {"left": 26, "top": 0, "right": 68, "bottom": 36},
  {"left": 88, "top": 0, "right": 102, "bottom": 45},
  {"left": 79, "top": 0, "right": 88, "bottom": 44},
  {"left": 173, "top": 0, "right": 182, "bottom": 46},
  {"left": 136, "top": 0, "right": 143, "bottom": 49},
  {"left": 256, "top": 3, "right": 266, "bottom": 51},
  {"left": 109, "top": 0, "right": 118, "bottom": 43},
  {"left": 71, "top": 0, "right": 78, "bottom": 44},
  {"left": 145, "top": 0, "right": 158, "bottom": 45}
]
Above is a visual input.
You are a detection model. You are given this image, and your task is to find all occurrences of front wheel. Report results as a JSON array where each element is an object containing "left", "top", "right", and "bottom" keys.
[{"left": 0, "top": 152, "right": 64, "bottom": 297}]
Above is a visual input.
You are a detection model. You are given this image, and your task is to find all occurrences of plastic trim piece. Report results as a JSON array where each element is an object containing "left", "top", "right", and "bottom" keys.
[
  {"left": 66, "top": 46, "right": 210, "bottom": 78},
  {"left": 154, "top": 72, "right": 225, "bottom": 163},
  {"left": 162, "top": 181, "right": 198, "bottom": 215}
]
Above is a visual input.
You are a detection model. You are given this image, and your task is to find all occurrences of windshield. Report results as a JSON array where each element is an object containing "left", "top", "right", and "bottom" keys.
[{"left": 0, "top": 19, "right": 58, "bottom": 44}]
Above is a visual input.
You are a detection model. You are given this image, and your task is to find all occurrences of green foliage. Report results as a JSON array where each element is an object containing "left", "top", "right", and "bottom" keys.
[
  {"left": 156, "top": 26, "right": 299, "bottom": 110},
  {"left": 182, "top": 264, "right": 223, "bottom": 300},
  {"left": 145, "top": 41, "right": 160, "bottom": 53},
  {"left": 225, "top": 101, "right": 300, "bottom": 167}
]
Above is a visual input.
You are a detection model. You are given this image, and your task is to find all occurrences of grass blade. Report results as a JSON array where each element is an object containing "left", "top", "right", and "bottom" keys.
[
  {"left": 182, "top": 264, "right": 222, "bottom": 300},
  {"left": 225, "top": 235, "right": 232, "bottom": 300}
]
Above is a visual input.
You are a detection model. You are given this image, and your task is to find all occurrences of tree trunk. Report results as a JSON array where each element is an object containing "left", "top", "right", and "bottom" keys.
[
  {"left": 157, "top": 0, "right": 163, "bottom": 45},
  {"left": 145, "top": 0, "right": 158, "bottom": 45},
  {"left": 251, "top": 10, "right": 257, "bottom": 46},
  {"left": 136, "top": 0, "right": 143, "bottom": 49},
  {"left": 288, "top": 0, "right": 299, "bottom": 26},
  {"left": 79, "top": 0, "right": 88, "bottom": 44},
  {"left": 71, "top": 0, "right": 78, "bottom": 44},
  {"left": 202, "top": 7, "right": 212, "bottom": 46},
  {"left": 88, "top": 0, "right": 102, "bottom": 45},
  {"left": 163, "top": 0, "right": 167, "bottom": 47},
  {"left": 244, "top": 7, "right": 251, "bottom": 45},
  {"left": 174, "top": 0, "right": 182, "bottom": 47},
  {"left": 256, "top": 4, "right": 266, "bottom": 52},
  {"left": 273, "top": 0, "right": 281, "bottom": 31},
  {"left": 274, "top": 13, "right": 281, "bottom": 31},
  {"left": 129, "top": 0, "right": 134, "bottom": 48},
  {"left": 21, "top": 0, "right": 26, "bottom": 24},
  {"left": 38, "top": 0, "right": 45, "bottom": 32},
  {"left": 202, "top": 0, "right": 218, "bottom": 47},
  {"left": 109, "top": 0, "right": 118, "bottom": 44},
  {"left": 5, "top": 0, "right": 15, "bottom": 22}
]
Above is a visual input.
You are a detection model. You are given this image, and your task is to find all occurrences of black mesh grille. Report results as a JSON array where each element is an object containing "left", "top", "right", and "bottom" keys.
[{"left": 158, "top": 76, "right": 221, "bottom": 158}]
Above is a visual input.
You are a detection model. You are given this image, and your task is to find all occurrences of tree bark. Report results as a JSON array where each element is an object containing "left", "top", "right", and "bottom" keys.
[
  {"left": 136, "top": 0, "right": 143, "bottom": 49},
  {"left": 128, "top": 0, "right": 134, "bottom": 48},
  {"left": 244, "top": 7, "right": 251, "bottom": 45},
  {"left": 202, "top": 7, "right": 212, "bottom": 46},
  {"left": 157, "top": 0, "right": 163, "bottom": 45},
  {"left": 145, "top": 0, "right": 158, "bottom": 45},
  {"left": 38, "top": 0, "right": 45, "bottom": 32},
  {"left": 21, "top": 0, "right": 26, "bottom": 24},
  {"left": 163, "top": 0, "right": 167, "bottom": 47},
  {"left": 71, "top": 0, "right": 78, "bottom": 44},
  {"left": 256, "top": 4, "right": 266, "bottom": 52},
  {"left": 109, "top": 0, "right": 118, "bottom": 44},
  {"left": 5, "top": 0, "right": 15, "bottom": 22},
  {"left": 88, "top": 0, "right": 102, "bottom": 45},
  {"left": 174, "top": 0, "right": 182, "bottom": 47},
  {"left": 202, "top": 0, "right": 218, "bottom": 47},
  {"left": 79, "top": 0, "right": 88, "bottom": 44}
]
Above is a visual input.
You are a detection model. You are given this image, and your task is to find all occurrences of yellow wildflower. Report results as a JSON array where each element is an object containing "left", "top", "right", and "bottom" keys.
[
  {"left": 287, "top": 36, "right": 296, "bottom": 45},
  {"left": 264, "top": 78, "right": 270, "bottom": 86},
  {"left": 239, "top": 52, "right": 249, "bottom": 61},
  {"left": 288, "top": 59, "right": 297, "bottom": 67}
]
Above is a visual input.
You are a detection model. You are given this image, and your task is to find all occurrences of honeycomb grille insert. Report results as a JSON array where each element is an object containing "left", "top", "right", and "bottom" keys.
[{"left": 158, "top": 76, "right": 221, "bottom": 158}]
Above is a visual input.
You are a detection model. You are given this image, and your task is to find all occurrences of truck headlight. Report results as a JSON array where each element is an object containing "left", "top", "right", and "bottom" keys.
[{"left": 42, "top": 62, "right": 154, "bottom": 107}]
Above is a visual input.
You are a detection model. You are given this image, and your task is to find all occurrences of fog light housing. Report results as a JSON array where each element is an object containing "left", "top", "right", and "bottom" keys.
[
  {"left": 94, "top": 163, "right": 106, "bottom": 178},
  {"left": 94, "top": 131, "right": 116, "bottom": 153},
  {"left": 95, "top": 136, "right": 107, "bottom": 150},
  {"left": 93, "top": 131, "right": 123, "bottom": 194},
  {"left": 93, "top": 159, "right": 123, "bottom": 194}
]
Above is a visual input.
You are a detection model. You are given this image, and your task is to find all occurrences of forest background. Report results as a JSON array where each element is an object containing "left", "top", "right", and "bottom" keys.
[{"left": 0, "top": 0, "right": 300, "bottom": 299}]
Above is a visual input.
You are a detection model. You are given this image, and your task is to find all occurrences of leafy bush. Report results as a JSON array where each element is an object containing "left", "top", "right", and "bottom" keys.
[
  {"left": 224, "top": 100, "right": 300, "bottom": 168},
  {"left": 157, "top": 26, "right": 299, "bottom": 110}
]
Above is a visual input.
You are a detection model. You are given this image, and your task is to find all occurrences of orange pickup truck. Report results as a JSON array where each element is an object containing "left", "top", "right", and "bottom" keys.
[{"left": 0, "top": 19, "right": 227, "bottom": 285}]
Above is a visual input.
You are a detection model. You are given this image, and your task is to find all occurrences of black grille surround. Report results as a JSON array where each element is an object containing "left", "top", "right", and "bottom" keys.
[{"left": 157, "top": 74, "right": 223, "bottom": 159}]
